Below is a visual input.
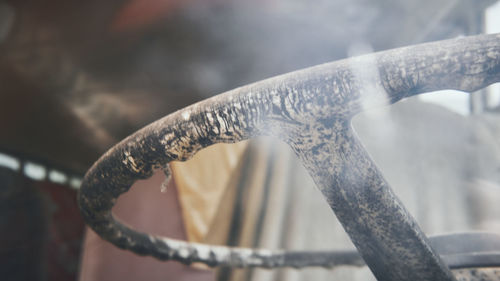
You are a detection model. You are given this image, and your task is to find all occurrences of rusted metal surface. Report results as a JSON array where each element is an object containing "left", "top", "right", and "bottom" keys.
[
  {"left": 78, "top": 33, "right": 500, "bottom": 280},
  {"left": 453, "top": 268, "right": 500, "bottom": 281}
]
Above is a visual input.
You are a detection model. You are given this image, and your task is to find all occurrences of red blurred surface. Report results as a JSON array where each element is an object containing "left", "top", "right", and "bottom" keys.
[{"left": 37, "top": 181, "right": 85, "bottom": 281}]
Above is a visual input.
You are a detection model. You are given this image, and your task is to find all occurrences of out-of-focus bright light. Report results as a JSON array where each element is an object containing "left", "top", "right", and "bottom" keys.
[
  {"left": 485, "top": 1, "right": 500, "bottom": 34},
  {"left": 485, "top": 2, "right": 500, "bottom": 109},
  {"left": 24, "top": 162, "right": 47, "bottom": 180},
  {"left": 418, "top": 90, "right": 470, "bottom": 116},
  {"left": 0, "top": 151, "right": 81, "bottom": 189},
  {"left": 0, "top": 152, "right": 20, "bottom": 171},
  {"left": 69, "top": 177, "right": 82, "bottom": 189},
  {"left": 49, "top": 170, "right": 68, "bottom": 184},
  {"left": 485, "top": 83, "right": 500, "bottom": 109}
]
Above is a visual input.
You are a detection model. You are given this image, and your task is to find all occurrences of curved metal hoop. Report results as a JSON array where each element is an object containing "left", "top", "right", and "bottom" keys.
[{"left": 78, "top": 33, "right": 500, "bottom": 281}]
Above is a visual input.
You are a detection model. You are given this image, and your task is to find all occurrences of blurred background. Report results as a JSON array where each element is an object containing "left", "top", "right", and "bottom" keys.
[{"left": 0, "top": 0, "right": 499, "bottom": 280}]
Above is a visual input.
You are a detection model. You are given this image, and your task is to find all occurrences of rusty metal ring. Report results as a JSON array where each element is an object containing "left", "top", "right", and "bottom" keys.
[{"left": 78, "top": 33, "right": 500, "bottom": 280}]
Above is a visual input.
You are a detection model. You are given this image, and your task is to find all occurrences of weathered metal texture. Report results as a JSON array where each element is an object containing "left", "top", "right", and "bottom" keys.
[
  {"left": 175, "top": 232, "right": 499, "bottom": 270},
  {"left": 78, "top": 33, "right": 500, "bottom": 280},
  {"left": 430, "top": 232, "right": 500, "bottom": 269},
  {"left": 452, "top": 268, "right": 500, "bottom": 281}
]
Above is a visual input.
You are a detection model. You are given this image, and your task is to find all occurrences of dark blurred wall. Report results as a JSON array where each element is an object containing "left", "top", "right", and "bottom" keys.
[
  {"left": 0, "top": 167, "right": 84, "bottom": 281},
  {"left": 0, "top": 168, "right": 47, "bottom": 281}
]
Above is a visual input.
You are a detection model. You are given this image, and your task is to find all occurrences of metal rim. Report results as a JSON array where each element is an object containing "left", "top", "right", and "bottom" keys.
[{"left": 78, "top": 33, "right": 500, "bottom": 280}]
